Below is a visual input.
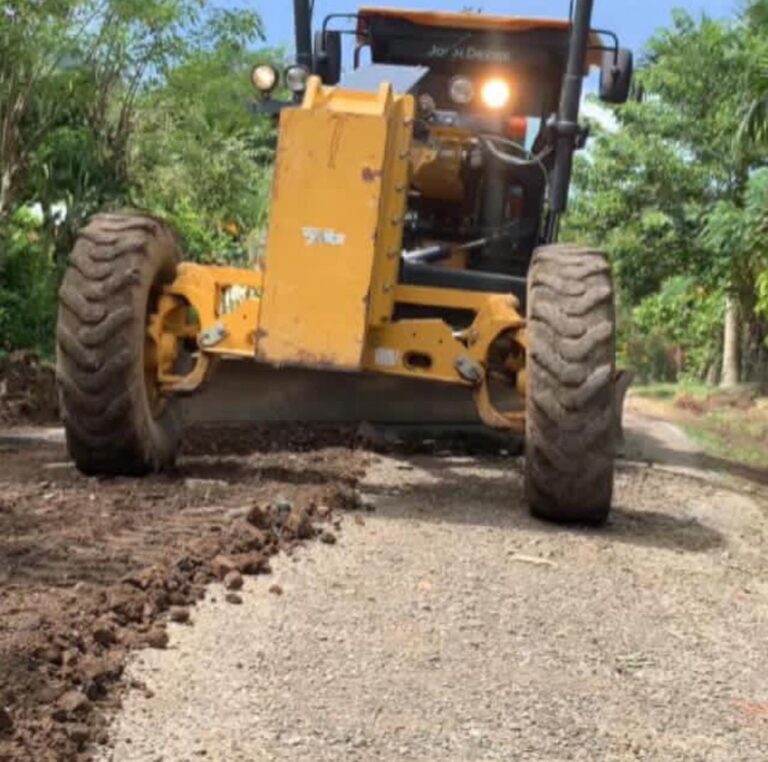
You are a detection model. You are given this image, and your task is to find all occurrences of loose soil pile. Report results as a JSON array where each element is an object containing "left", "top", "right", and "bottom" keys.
[
  {"left": 0, "top": 352, "right": 58, "bottom": 426},
  {"left": 0, "top": 429, "right": 369, "bottom": 761}
]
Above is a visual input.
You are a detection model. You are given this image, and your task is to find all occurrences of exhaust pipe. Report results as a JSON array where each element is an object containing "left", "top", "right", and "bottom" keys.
[
  {"left": 546, "top": 0, "right": 595, "bottom": 240},
  {"left": 293, "top": 0, "right": 314, "bottom": 70}
]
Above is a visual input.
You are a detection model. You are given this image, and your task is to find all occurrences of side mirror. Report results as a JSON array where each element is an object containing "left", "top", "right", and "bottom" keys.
[
  {"left": 314, "top": 30, "right": 342, "bottom": 85},
  {"left": 599, "top": 47, "right": 633, "bottom": 104}
]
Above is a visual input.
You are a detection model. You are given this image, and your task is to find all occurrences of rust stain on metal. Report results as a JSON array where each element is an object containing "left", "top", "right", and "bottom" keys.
[
  {"left": 262, "top": 346, "right": 356, "bottom": 372},
  {"left": 328, "top": 118, "right": 344, "bottom": 169},
  {"left": 362, "top": 166, "right": 382, "bottom": 183}
]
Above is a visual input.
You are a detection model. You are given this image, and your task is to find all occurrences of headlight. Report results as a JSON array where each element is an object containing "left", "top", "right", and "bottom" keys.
[
  {"left": 449, "top": 76, "right": 474, "bottom": 105},
  {"left": 418, "top": 93, "right": 436, "bottom": 116},
  {"left": 251, "top": 64, "right": 279, "bottom": 93},
  {"left": 480, "top": 78, "right": 512, "bottom": 110},
  {"left": 285, "top": 65, "right": 310, "bottom": 93}
]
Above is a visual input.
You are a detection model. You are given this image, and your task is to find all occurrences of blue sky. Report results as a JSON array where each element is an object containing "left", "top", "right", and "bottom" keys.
[{"left": 252, "top": 1, "right": 741, "bottom": 54}]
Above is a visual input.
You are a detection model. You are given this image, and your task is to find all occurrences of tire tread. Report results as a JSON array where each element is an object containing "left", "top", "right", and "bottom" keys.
[
  {"left": 56, "top": 213, "right": 181, "bottom": 475},
  {"left": 525, "top": 244, "right": 617, "bottom": 524}
]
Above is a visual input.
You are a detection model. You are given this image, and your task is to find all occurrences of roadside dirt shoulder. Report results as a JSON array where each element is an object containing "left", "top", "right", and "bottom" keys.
[{"left": 0, "top": 427, "right": 368, "bottom": 761}]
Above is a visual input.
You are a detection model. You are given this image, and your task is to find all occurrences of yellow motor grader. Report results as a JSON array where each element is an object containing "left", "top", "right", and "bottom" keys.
[{"left": 56, "top": 0, "right": 633, "bottom": 523}]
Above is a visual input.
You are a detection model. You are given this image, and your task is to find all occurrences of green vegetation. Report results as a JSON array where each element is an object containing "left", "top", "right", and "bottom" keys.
[
  {"left": 566, "top": 3, "right": 768, "bottom": 386},
  {"left": 685, "top": 412, "right": 768, "bottom": 469},
  {"left": 631, "top": 385, "right": 768, "bottom": 469},
  {"left": 630, "top": 382, "right": 715, "bottom": 402},
  {"left": 1, "top": 1, "right": 768, "bottom": 387},
  {"left": 0, "top": 0, "right": 275, "bottom": 356}
]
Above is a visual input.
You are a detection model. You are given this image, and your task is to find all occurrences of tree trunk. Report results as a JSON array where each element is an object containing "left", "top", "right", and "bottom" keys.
[
  {"left": 721, "top": 294, "right": 740, "bottom": 388},
  {"left": 705, "top": 360, "right": 720, "bottom": 387},
  {"left": 0, "top": 167, "right": 13, "bottom": 219}
]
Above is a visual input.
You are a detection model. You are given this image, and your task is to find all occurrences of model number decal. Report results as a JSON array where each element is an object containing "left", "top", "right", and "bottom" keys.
[{"left": 302, "top": 227, "right": 347, "bottom": 246}]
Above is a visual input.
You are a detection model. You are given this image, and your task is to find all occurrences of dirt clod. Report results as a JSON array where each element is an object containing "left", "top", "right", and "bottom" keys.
[
  {"left": 231, "top": 552, "right": 269, "bottom": 575},
  {"left": 223, "top": 571, "right": 244, "bottom": 591},
  {"left": 268, "top": 584, "right": 284, "bottom": 596},
  {"left": 170, "top": 607, "right": 191, "bottom": 624},
  {"left": 246, "top": 503, "right": 273, "bottom": 530},
  {"left": 210, "top": 555, "right": 237, "bottom": 579},
  {"left": 80, "top": 654, "right": 123, "bottom": 683},
  {"left": 0, "top": 708, "right": 13, "bottom": 735},
  {"left": 54, "top": 690, "right": 90, "bottom": 720},
  {"left": 66, "top": 723, "right": 91, "bottom": 747},
  {"left": 225, "top": 593, "right": 243, "bottom": 605},
  {"left": 0, "top": 424, "right": 365, "bottom": 760},
  {"left": 284, "top": 505, "right": 314, "bottom": 540},
  {"left": 39, "top": 645, "right": 64, "bottom": 665},
  {"left": 320, "top": 531, "right": 337, "bottom": 545},
  {"left": 145, "top": 629, "right": 170, "bottom": 650},
  {"left": 93, "top": 624, "right": 117, "bottom": 648}
]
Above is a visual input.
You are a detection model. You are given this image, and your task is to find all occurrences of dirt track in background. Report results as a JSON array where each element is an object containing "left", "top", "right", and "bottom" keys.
[{"left": 1, "top": 418, "right": 767, "bottom": 761}]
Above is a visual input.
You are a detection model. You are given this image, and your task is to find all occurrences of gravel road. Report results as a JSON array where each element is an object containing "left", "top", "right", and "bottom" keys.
[{"left": 100, "top": 421, "right": 768, "bottom": 762}]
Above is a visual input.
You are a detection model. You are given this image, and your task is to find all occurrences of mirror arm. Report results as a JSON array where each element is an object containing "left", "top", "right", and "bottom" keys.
[{"left": 590, "top": 29, "right": 620, "bottom": 66}]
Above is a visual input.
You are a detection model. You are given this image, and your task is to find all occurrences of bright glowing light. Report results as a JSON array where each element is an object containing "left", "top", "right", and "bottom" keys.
[
  {"left": 481, "top": 78, "right": 512, "bottom": 110},
  {"left": 251, "top": 64, "right": 278, "bottom": 93}
]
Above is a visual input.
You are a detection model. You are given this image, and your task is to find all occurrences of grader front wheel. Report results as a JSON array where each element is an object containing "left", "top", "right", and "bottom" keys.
[
  {"left": 56, "top": 214, "right": 183, "bottom": 476},
  {"left": 524, "top": 245, "right": 617, "bottom": 524}
]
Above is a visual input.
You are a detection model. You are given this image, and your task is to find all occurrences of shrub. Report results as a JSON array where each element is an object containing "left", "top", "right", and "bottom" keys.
[
  {"left": 621, "top": 275, "right": 724, "bottom": 382},
  {"left": 0, "top": 209, "right": 60, "bottom": 357}
]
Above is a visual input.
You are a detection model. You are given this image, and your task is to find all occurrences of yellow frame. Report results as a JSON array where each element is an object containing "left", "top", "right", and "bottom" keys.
[
  {"left": 146, "top": 78, "right": 529, "bottom": 431},
  {"left": 148, "top": 265, "right": 527, "bottom": 431}
]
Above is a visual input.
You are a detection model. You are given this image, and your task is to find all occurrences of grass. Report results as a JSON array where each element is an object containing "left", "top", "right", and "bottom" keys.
[
  {"left": 630, "top": 383, "right": 768, "bottom": 470},
  {"left": 631, "top": 381, "right": 715, "bottom": 401},
  {"left": 681, "top": 404, "right": 768, "bottom": 468}
]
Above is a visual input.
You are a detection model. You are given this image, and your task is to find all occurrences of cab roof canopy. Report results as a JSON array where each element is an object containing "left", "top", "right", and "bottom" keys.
[{"left": 356, "top": 7, "right": 604, "bottom": 69}]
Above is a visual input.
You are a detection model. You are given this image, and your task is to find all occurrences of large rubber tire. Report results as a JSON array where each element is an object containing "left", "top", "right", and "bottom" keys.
[
  {"left": 524, "top": 244, "right": 617, "bottom": 524},
  {"left": 56, "top": 213, "right": 183, "bottom": 476}
]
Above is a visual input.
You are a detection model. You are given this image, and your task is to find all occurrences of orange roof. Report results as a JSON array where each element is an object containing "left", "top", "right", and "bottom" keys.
[
  {"left": 357, "top": 7, "right": 604, "bottom": 65},
  {"left": 359, "top": 7, "right": 574, "bottom": 34}
]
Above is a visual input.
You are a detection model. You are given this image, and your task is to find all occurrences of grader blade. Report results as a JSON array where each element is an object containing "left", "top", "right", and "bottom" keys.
[{"left": 183, "top": 361, "right": 522, "bottom": 426}]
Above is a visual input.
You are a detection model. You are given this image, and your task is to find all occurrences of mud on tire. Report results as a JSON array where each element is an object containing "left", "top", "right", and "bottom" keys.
[
  {"left": 56, "top": 213, "right": 183, "bottom": 476},
  {"left": 525, "top": 244, "right": 617, "bottom": 524}
]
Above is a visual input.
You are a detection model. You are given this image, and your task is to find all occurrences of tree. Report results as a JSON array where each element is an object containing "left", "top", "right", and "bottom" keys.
[
  {"left": 128, "top": 9, "right": 276, "bottom": 263},
  {"left": 0, "top": 1, "right": 205, "bottom": 224},
  {"left": 0, "top": 1, "right": 270, "bottom": 354},
  {"left": 566, "top": 9, "right": 768, "bottom": 384}
]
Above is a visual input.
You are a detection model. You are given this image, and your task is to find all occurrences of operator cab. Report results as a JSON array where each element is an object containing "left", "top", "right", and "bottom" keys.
[
  {"left": 355, "top": 8, "right": 606, "bottom": 120},
  {"left": 252, "top": 4, "right": 632, "bottom": 306}
]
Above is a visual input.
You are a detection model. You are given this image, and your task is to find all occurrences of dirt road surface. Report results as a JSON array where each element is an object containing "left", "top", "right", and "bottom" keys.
[
  {"left": 103, "top": 420, "right": 768, "bottom": 762},
  {"left": 2, "top": 417, "right": 768, "bottom": 761}
]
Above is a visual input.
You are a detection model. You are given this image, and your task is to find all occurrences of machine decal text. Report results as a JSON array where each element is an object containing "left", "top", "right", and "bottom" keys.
[
  {"left": 426, "top": 44, "right": 512, "bottom": 64},
  {"left": 302, "top": 227, "right": 347, "bottom": 246}
]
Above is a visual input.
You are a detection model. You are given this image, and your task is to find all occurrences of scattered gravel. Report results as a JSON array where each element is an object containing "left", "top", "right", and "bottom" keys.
[{"left": 101, "top": 436, "right": 768, "bottom": 761}]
